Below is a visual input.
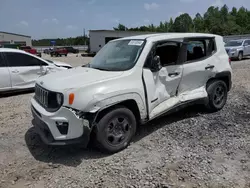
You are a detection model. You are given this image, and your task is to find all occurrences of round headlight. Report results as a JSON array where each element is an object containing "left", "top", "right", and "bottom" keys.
[{"left": 56, "top": 93, "right": 63, "bottom": 105}]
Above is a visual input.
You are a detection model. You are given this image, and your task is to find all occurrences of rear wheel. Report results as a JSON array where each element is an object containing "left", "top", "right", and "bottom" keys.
[
  {"left": 205, "top": 80, "right": 228, "bottom": 112},
  {"left": 95, "top": 107, "right": 137, "bottom": 153}
]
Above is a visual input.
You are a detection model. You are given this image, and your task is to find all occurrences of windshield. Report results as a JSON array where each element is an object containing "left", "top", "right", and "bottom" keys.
[
  {"left": 45, "top": 59, "right": 54, "bottom": 63},
  {"left": 225, "top": 40, "right": 243, "bottom": 47},
  {"left": 86, "top": 39, "right": 145, "bottom": 71}
]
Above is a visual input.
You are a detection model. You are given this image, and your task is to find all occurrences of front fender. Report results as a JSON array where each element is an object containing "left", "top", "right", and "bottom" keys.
[{"left": 84, "top": 92, "right": 147, "bottom": 120}]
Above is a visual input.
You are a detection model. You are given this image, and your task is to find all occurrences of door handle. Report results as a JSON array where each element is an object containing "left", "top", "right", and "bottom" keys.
[
  {"left": 205, "top": 65, "right": 215, "bottom": 70},
  {"left": 168, "top": 72, "right": 180, "bottom": 77},
  {"left": 11, "top": 70, "right": 19, "bottom": 73}
]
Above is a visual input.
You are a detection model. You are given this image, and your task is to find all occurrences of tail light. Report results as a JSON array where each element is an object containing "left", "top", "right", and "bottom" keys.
[{"left": 229, "top": 57, "right": 231, "bottom": 65}]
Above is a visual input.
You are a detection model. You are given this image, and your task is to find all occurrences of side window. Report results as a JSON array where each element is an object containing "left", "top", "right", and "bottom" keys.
[
  {"left": 0, "top": 53, "right": 7, "bottom": 67},
  {"left": 186, "top": 41, "right": 205, "bottom": 61},
  {"left": 206, "top": 38, "right": 216, "bottom": 56},
  {"left": 4, "top": 52, "right": 47, "bottom": 67},
  {"left": 244, "top": 40, "right": 250, "bottom": 46},
  {"left": 155, "top": 42, "right": 181, "bottom": 66},
  {"left": 186, "top": 38, "right": 216, "bottom": 62}
]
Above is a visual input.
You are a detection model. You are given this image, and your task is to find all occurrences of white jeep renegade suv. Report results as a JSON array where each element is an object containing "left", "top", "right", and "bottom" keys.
[{"left": 30, "top": 33, "right": 232, "bottom": 153}]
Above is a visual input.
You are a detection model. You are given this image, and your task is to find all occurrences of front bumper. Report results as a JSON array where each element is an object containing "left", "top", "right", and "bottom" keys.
[
  {"left": 31, "top": 98, "right": 91, "bottom": 146},
  {"left": 227, "top": 50, "right": 238, "bottom": 58}
]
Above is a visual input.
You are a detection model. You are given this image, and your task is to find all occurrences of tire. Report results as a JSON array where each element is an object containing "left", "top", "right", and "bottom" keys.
[
  {"left": 205, "top": 80, "right": 228, "bottom": 112},
  {"left": 95, "top": 106, "right": 137, "bottom": 153},
  {"left": 238, "top": 51, "right": 243, "bottom": 61}
]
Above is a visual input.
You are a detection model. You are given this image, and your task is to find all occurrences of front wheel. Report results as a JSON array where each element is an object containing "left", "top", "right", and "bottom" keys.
[
  {"left": 205, "top": 80, "right": 228, "bottom": 112},
  {"left": 95, "top": 107, "right": 137, "bottom": 153},
  {"left": 238, "top": 52, "right": 243, "bottom": 61}
]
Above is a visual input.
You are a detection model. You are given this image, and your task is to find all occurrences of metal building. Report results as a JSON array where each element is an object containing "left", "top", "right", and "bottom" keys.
[
  {"left": 89, "top": 30, "right": 156, "bottom": 53},
  {"left": 0, "top": 31, "right": 32, "bottom": 46}
]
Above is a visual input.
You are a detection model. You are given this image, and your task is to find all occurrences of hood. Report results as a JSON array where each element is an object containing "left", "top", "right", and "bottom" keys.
[
  {"left": 53, "top": 60, "right": 72, "bottom": 68},
  {"left": 37, "top": 66, "right": 124, "bottom": 91},
  {"left": 225, "top": 46, "right": 242, "bottom": 50}
]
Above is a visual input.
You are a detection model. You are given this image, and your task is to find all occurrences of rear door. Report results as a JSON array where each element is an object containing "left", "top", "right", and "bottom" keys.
[
  {"left": 177, "top": 37, "right": 218, "bottom": 100},
  {"left": 3, "top": 52, "right": 48, "bottom": 89},
  {"left": 0, "top": 52, "right": 11, "bottom": 92}
]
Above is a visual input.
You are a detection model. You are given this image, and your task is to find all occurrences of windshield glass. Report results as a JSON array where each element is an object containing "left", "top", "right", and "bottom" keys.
[
  {"left": 45, "top": 59, "right": 54, "bottom": 63},
  {"left": 86, "top": 39, "right": 145, "bottom": 71},
  {"left": 225, "top": 40, "right": 243, "bottom": 47}
]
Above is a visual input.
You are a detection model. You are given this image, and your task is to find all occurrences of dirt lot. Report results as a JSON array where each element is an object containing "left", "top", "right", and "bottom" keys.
[{"left": 0, "top": 55, "right": 250, "bottom": 188}]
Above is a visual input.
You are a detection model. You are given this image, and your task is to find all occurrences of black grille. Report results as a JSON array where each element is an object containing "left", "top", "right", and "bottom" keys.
[
  {"left": 35, "top": 84, "right": 49, "bottom": 108},
  {"left": 226, "top": 49, "right": 230, "bottom": 53},
  {"left": 34, "top": 84, "right": 63, "bottom": 112}
]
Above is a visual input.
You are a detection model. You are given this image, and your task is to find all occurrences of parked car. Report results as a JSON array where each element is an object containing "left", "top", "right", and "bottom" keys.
[
  {"left": 43, "top": 48, "right": 53, "bottom": 54},
  {"left": 63, "top": 46, "right": 79, "bottom": 54},
  {"left": 225, "top": 39, "right": 250, "bottom": 60},
  {"left": 0, "top": 48, "right": 69, "bottom": 93},
  {"left": 44, "top": 59, "right": 72, "bottom": 69},
  {"left": 19, "top": 46, "right": 41, "bottom": 57},
  {"left": 50, "top": 47, "right": 68, "bottom": 57},
  {"left": 31, "top": 33, "right": 232, "bottom": 153}
]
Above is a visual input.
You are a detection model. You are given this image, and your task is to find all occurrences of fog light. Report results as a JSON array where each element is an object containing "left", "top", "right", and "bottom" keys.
[
  {"left": 56, "top": 121, "right": 68, "bottom": 126},
  {"left": 56, "top": 121, "right": 69, "bottom": 135}
]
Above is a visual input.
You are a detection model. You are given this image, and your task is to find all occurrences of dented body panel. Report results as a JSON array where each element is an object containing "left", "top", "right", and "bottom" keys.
[{"left": 0, "top": 48, "right": 69, "bottom": 93}]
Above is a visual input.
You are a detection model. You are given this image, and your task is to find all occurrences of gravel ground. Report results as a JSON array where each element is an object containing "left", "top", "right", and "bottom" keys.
[{"left": 0, "top": 56, "right": 250, "bottom": 188}]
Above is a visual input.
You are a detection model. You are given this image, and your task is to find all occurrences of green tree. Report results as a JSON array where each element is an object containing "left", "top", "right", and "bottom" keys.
[
  {"left": 173, "top": 13, "right": 193, "bottom": 32},
  {"left": 113, "top": 23, "right": 128, "bottom": 31}
]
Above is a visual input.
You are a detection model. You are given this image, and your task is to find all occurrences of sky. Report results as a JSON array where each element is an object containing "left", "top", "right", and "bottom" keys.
[{"left": 0, "top": 0, "right": 249, "bottom": 39}]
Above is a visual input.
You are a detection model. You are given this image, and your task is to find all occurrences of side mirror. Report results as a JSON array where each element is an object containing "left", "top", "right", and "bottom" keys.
[{"left": 150, "top": 55, "right": 162, "bottom": 72}]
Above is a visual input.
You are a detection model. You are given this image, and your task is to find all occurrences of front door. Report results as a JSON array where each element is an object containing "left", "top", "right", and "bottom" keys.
[
  {"left": 3, "top": 52, "right": 48, "bottom": 89},
  {"left": 243, "top": 40, "right": 250, "bottom": 56},
  {"left": 143, "top": 41, "right": 184, "bottom": 119},
  {"left": 0, "top": 53, "right": 11, "bottom": 92}
]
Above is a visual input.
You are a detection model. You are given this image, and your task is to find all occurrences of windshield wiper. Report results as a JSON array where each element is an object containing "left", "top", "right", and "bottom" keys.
[
  {"left": 82, "top": 63, "right": 90, "bottom": 67},
  {"left": 92, "top": 67, "right": 111, "bottom": 71},
  {"left": 82, "top": 64, "right": 112, "bottom": 71}
]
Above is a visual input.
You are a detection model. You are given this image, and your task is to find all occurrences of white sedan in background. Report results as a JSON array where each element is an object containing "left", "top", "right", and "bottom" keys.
[{"left": 0, "top": 48, "right": 71, "bottom": 93}]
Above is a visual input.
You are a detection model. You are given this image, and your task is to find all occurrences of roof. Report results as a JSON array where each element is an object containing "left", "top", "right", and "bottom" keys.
[
  {"left": 113, "top": 32, "right": 221, "bottom": 42},
  {"left": 0, "top": 31, "right": 31, "bottom": 38},
  {"left": 89, "top": 29, "right": 156, "bottom": 33}
]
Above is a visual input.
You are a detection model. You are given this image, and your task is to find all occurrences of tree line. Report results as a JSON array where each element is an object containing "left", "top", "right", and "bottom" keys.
[
  {"left": 114, "top": 4, "right": 250, "bottom": 35},
  {"left": 33, "top": 4, "right": 250, "bottom": 46},
  {"left": 32, "top": 36, "right": 89, "bottom": 46}
]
